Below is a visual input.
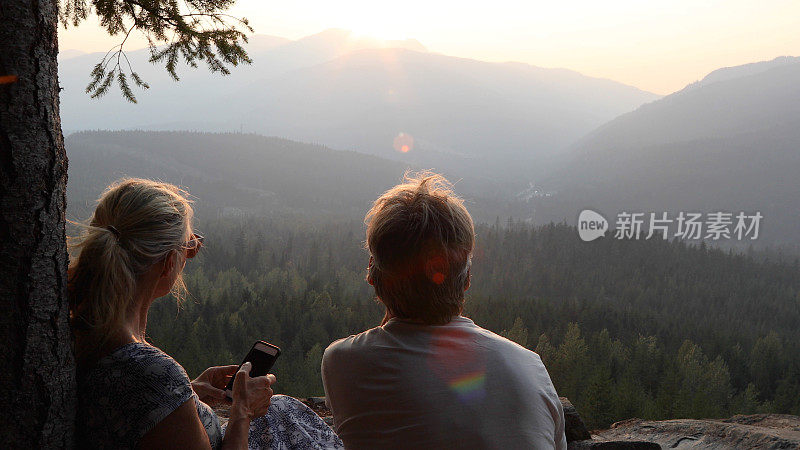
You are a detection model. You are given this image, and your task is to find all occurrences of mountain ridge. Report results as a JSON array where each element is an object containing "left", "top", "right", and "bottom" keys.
[
  {"left": 59, "top": 28, "right": 658, "bottom": 183},
  {"left": 533, "top": 57, "right": 800, "bottom": 245}
]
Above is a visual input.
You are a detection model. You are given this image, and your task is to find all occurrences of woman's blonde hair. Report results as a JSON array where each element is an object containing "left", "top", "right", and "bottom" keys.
[
  {"left": 365, "top": 171, "right": 474, "bottom": 324},
  {"left": 68, "top": 178, "right": 194, "bottom": 347}
]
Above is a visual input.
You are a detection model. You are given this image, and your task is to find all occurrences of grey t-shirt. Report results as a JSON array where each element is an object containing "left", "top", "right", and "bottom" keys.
[{"left": 322, "top": 316, "right": 567, "bottom": 450}]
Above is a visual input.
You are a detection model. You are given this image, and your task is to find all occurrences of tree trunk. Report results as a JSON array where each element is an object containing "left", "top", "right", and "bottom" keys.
[{"left": 0, "top": 1, "right": 75, "bottom": 447}]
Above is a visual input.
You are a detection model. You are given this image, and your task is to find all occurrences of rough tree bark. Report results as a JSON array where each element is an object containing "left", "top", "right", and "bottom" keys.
[{"left": 0, "top": 0, "right": 75, "bottom": 447}]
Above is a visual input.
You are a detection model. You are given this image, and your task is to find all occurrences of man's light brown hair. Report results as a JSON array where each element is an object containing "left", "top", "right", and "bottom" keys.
[{"left": 365, "top": 172, "right": 474, "bottom": 324}]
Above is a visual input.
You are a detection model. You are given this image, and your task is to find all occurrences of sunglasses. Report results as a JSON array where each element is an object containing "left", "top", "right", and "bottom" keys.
[{"left": 184, "top": 233, "right": 204, "bottom": 259}]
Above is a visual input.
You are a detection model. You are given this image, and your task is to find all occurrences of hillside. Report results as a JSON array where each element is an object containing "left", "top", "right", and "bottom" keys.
[
  {"left": 65, "top": 130, "right": 530, "bottom": 223},
  {"left": 534, "top": 58, "right": 800, "bottom": 246},
  {"left": 570, "top": 58, "right": 800, "bottom": 150},
  {"left": 66, "top": 130, "right": 407, "bottom": 220}
]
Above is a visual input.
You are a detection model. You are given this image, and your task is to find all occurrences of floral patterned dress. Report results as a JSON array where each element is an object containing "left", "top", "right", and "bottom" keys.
[{"left": 77, "top": 342, "right": 343, "bottom": 450}]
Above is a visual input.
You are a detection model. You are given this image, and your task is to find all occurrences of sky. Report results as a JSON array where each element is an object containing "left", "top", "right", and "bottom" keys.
[{"left": 58, "top": 0, "right": 800, "bottom": 95}]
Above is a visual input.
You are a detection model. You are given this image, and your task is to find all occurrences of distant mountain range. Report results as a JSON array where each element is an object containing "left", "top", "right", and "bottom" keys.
[
  {"left": 59, "top": 29, "right": 659, "bottom": 183},
  {"left": 220, "top": 47, "right": 657, "bottom": 179},
  {"left": 536, "top": 57, "right": 800, "bottom": 246},
  {"left": 59, "top": 30, "right": 426, "bottom": 132},
  {"left": 61, "top": 37, "right": 800, "bottom": 246}
]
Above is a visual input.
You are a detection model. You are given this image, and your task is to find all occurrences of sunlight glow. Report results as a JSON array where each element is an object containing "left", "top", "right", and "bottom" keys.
[
  {"left": 346, "top": 24, "right": 408, "bottom": 42},
  {"left": 58, "top": 0, "right": 800, "bottom": 94}
]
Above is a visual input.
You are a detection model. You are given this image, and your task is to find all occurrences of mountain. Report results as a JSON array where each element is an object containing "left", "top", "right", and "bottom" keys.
[
  {"left": 66, "top": 130, "right": 531, "bottom": 223},
  {"left": 65, "top": 130, "right": 406, "bottom": 220},
  {"left": 220, "top": 48, "right": 657, "bottom": 180},
  {"left": 537, "top": 57, "right": 800, "bottom": 245},
  {"left": 243, "top": 28, "right": 426, "bottom": 70},
  {"left": 689, "top": 56, "right": 800, "bottom": 89},
  {"left": 59, "top": 29, "right": 658, "bottom": 183},
  {"left": 57, "top": 49, "right": 87, "bottom": 61}
]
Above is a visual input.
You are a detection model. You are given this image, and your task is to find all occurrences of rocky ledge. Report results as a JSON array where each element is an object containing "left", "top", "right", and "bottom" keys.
[
  {"left": 594, "top": 414, "right": 800, "bottom": 449},
  {"left": 218, "top": 397, "right": 800, "bottom": 449}
]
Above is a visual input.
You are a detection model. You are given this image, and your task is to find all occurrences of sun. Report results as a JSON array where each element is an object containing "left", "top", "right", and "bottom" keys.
[{"left": 340, "top": 18, "right": 410, "bottom": 42}]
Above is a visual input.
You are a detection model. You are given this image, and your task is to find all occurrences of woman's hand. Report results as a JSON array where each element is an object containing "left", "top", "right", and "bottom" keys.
[
  {"left": 191, "top": 364, "right": 239, "bottom": 405},
  {"left": 230, "top": 362, "right": 276, "bottom": 420}
]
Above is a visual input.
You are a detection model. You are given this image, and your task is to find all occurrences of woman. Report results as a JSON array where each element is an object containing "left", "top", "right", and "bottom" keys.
[{"left": 69, "top": 178, "right": 343, "bottom": 449}]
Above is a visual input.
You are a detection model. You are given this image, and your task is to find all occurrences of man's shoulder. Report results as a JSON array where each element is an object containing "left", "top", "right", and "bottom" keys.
[
  {"left": 467, "top": 319, "right": 539, "bottom": 350},
  {"left": 466, "top": 321, "right": 547, "bottom": 367},
  {"left": 323, "top": 325, "right": 384, "bottom": 361}
]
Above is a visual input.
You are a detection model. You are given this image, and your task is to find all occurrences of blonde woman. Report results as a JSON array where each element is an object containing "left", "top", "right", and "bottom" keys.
[{"left": 70, "top": 178, "right": 342, "bottom": 450}]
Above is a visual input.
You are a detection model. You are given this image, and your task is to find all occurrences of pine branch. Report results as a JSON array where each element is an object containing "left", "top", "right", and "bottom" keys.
[{"left": 62, "top": 0, "right": 252, "bottom": 103}]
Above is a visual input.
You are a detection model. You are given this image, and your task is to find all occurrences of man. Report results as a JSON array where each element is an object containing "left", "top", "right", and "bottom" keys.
[{"left": 322, "top": 172, "right": 567, "bottom": 449}]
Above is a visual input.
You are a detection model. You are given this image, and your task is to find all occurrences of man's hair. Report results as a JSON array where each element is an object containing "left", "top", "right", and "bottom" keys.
[{"left": 365, "top": 171, "right": 474, "bottom": 324}]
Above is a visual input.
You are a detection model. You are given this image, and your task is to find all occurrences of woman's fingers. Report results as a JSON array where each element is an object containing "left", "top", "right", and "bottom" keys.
[
  {"left": 207, "top": 387, "right": 226, "bottom": 400},
  {"left": 250, "top": 375, "right": 269, "bottom": 389},
  {"left": 254, "top": 387, "right": 273, "bottom": 418},
  {"left": 238, "top": 361, "right": 252, "bottom": 377},
  {"left": 217, "top": 364, "right": 239, "bottom": 375},
  {"left": 209, "top": 365, "right": 240, "bottom": 388},
  {"left": 230, "top": 364, "right": 277, "bottom": 419},
  {"left": 233, "top": 362, "right": 251, "bottom": 392}
]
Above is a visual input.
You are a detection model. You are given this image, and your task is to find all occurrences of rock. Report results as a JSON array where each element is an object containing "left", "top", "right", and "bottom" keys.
[
  {"left": 568, "top": 441, "right": 661, "bottom": 449},
  {"left": 300, "top": 397, "right": 334, "bottom": 421},
  {"left": 596, "top": 415, "right": 800, "bottom": 449},
  {"left": 561, "top": 397, "right": 591, "bottom": 442},
  {"left": 307, "top": 396, "right": 327, "bottom": 407},
  {"left": 561, "top": 398, "right": 660, "bottom": 450},
  {"left": 225, "top": 395, "right": 800, "bottom": 449}
]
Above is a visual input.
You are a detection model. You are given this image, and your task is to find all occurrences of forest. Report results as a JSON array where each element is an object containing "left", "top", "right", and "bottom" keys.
[{"left": 143, "top": 216, "right": 800, "bottom": 429}]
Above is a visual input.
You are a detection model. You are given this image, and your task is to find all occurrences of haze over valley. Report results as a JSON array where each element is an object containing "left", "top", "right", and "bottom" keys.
[
  {"left": 62, "top": 32, "right": 800, "bottom": 247},
  {"left": 60, "top": 29, "right": 658, "bottom": 184}
]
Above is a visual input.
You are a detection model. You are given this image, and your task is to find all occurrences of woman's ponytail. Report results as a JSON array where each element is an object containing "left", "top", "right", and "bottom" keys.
[{"left": 69, "top": 178, "right": 193, "bottom": 355}]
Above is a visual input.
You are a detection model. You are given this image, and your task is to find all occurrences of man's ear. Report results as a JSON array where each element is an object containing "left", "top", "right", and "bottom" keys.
[
  {"left": 464, "top": 267, "right": 471, "bottom": 291},
  {"left": 367, "top": 256, "right": 374, "bottom": 286}
]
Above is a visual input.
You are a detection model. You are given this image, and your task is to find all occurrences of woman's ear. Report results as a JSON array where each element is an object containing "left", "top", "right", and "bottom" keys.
[
  {"left": 464, "top": 267, "right": 471, "bottom": 292},
  {"left": 160, "top": 250, "right": 176, "bottom": 279},
  {"left": 367, "top": 256, "right": 374, "bottom": 286}
]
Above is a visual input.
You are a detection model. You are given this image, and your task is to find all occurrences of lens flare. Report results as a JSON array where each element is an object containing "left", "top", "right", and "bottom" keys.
[
  {"left": 449, "top": 371, "right": 487, "bottom": 402},
  {"left": 427, "top": 327, "right": 487, "bottom": 404},
  {"left": 393, "top": 132, "right": 414, "bottom": 154}
]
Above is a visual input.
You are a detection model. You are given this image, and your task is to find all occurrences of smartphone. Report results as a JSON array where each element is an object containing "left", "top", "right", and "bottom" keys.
[{"left": 225, "top": 340, "right": 281, "bottom": 399}]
